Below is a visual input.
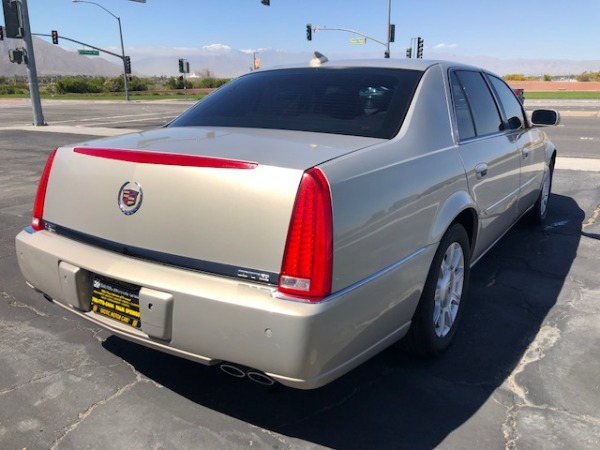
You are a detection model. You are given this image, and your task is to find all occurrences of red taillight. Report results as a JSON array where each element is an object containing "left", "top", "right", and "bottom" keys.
[
  {"left": 279, "top": 167, "right": 333, "bottom": 300},
  {"left": 73, "top": 148, "right": 258, "bottom": 170},
  {"left": 32, "top": 149, "right": 58, "bottom": 231}
]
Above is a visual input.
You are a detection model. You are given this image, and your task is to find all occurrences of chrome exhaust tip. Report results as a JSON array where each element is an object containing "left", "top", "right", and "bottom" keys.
[
  {"left": 247, "top": 370, "right": 275, "bottom": 386},
  {"left": 219, "top": 363, "right": 276, "bottom": 387},
  {"left": 219, "top": 363, "right": 246, "bottom": 378}
]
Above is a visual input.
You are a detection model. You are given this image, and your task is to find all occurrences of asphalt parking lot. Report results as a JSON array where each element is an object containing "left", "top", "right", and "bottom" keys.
[{"left": 1, "top": 100, "right": 599, "bottom": 449}]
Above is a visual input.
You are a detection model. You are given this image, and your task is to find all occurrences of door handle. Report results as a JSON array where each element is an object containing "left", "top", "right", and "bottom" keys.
[
  {"left": 475, "top": 163, "right": 488, "bottom": 179},
  {"left": 522, "top": 149, "right": 529, "bottom": 159}
]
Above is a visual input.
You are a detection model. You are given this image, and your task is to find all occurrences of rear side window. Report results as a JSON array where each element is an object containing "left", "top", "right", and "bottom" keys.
[
  {"left": 452, "top": 70, "right": 503, "bottom": 138},
  {"left": 450, "top": 72, "right": 476, "bottom": 140},
  {"left": 169, "top": 68, "right": 423, "bottom": 139}
]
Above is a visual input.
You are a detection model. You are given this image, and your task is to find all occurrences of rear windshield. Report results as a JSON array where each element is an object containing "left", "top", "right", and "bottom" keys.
[{"left": 169, "top": 67, "right": 423, "bottom": 139}]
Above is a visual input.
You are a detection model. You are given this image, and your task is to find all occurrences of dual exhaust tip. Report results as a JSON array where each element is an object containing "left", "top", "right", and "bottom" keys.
[{"left": 220, "top": 363, "right": 276, "bottom": 386}]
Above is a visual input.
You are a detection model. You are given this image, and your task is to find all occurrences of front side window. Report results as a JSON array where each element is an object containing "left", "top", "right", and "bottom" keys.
[
  {"left": 488, "top": 75, "right": 526, "bottom": 130},
  {"left": 453, "top": 70, "right": 503, "bottom": 137},
  {"left": 169, "top": 68, "right": 423, "bottom": 139}
]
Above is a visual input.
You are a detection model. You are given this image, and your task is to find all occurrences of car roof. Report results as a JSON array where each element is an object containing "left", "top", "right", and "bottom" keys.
[{"left": 260, "top": 56, "right": 494, "bottom": 77}]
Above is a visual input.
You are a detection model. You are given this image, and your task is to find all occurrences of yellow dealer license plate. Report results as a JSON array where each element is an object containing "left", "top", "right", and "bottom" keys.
[{"left": 91, "top": 276, "right": 141, "bottom": 328}]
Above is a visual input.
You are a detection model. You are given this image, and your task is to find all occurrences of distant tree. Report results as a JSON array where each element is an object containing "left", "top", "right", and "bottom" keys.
[
  {"left": 128, "top": 76, "right": 149, "bottom": 92},
  {"left": 165, "top": 77, "right": 179, "bottom": 89},
  {"left": 56, "top": 77, "right": 102, "bottom": 94},
  {"left": 195, "top": 77, "right": 230, "bottom": 88},
  {"left": 166, "top": 76, "right": 192, "bottom": 90},
  {"left": 103, "top": 77, "right": 123, "bottom": 93},
  {"left": 503, "top": 74, "right": 528, "bottom": 81},
  {"left": 576, "top": 72, "right": 594, "bottom": 82},
  {"left": 543, "top": 74, "right": 552, "bottom": 81},
  {"left": 0, "top": 85, "right": 18, "bottom": 94}
]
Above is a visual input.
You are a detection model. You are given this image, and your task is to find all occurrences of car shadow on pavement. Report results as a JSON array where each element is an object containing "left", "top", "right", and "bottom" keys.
[{"left": 103, "top": 193, "right": 583, "bottom": 450}]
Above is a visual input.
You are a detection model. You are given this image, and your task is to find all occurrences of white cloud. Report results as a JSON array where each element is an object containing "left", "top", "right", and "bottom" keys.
[
  {"left": 433, "top": 43, "right": 458, "bottom": 50},
  {"left": 240, "top": 48, "right": 273, "bottom": 54},
  {"left": 202, "top": 43, "right": 232, "bottom": 53},
  {"left": 112, "top": 44, "right": 234, "bottom": 59}
]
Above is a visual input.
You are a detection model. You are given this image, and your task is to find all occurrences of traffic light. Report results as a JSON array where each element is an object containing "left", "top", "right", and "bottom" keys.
[
  {"left": 306, "top": 24, "right": 312, "bottom": 41},
  {"left": 406, "top": 48, "right": 412, "bottom": 59},
  {"left": 51, "top": 30, "right": 59, "bottom": 45},
  {"left": 184, "top": 61, "right": 190, "bottom": 74},
  {"left": 389, "top": 24, "right": 395, "bottom": 43},
  {"left": 8, "top": 48, "right": 25, "bottom": 64},
  {"left": 124, "top": 56, "right": 131, "bottom": 74},
  {"left": 0, "top": 26, "right": 3, "bottom": 41},
  {"left": 3, "top": 0, "right": 22, "bottom": 38},
  {"left": 417, "top": 37, "right": 424, "bottom": 59},
  {"left": 178, "top": 58, "right": 184, "bottom": 73},
  {"left": 261, "top": 0, "right": 270, "bottom": 5}
]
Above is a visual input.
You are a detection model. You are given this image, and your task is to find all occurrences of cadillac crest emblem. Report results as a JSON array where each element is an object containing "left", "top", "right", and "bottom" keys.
[{"left": 118, "top": 181, "right": 143, "bottom": 215}]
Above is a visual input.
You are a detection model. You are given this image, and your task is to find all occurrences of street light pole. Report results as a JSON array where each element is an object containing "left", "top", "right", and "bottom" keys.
[
  {"left": 386, "top": 0, "right": 392, "bottom": 58},
  {"left": 72, "top": 0, "right": 130, "bottom": 101}
]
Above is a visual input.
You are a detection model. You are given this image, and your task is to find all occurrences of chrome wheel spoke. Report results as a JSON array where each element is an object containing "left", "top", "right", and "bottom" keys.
[
  {"left": 540, "top": 169, "right": 550, "bottom": 216},
  {"left": 433, "top": 242, "right": 465, "bottom": 338}
]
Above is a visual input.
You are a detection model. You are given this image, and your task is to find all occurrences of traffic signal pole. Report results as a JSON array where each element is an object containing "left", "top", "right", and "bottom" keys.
[
  {"left": 309, "top": 24, "right": 395, "bottom": 58},
  {"left": 309, "top": 0, "right": 394, "bottom": 58},
  {"left": 17, "top": 0, "right": 45, "bottom": 125},
  {"left": 31, "top": 33, "right": 124, "bottom": 58}
]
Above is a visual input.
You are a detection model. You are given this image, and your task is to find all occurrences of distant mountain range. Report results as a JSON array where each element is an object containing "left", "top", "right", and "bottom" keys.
[
  {"left": 1, "top": 37, "right": 598, "bottom": 79},
  {"left": 0, "top": 37, "right": 121, "bottom": 77}
]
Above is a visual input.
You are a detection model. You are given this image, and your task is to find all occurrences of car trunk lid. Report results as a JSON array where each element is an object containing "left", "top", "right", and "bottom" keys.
[{"left": 40, "top": 127, "right": 380, "bottom": 279}]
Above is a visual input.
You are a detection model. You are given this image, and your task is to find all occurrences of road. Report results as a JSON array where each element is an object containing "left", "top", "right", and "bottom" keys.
[
  {"left": 1, "top": 100, "right": 599, "bottom": 450},
  {"left": 0, "top": 98, "right": 192, "bottom": 131}
]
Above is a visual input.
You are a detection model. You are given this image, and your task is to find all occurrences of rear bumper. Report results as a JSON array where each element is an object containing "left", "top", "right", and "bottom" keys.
[{"left": 15, "top": 228, "right": 428, "bottom": 389}]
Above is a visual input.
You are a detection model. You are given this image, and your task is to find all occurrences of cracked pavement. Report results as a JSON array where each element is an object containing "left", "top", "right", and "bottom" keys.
[{"left": 1, "top": 103, "right": 599, "bottom": 449}]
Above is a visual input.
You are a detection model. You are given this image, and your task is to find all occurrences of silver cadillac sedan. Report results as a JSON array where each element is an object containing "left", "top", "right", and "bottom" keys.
[{"left": 15, "top": 58, "right": 559, "bottom": 389}]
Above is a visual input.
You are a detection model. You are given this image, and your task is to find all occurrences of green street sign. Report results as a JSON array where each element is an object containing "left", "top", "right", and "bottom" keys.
[
  {"left": 78, "top": 49, "right": 100, "bottom": 56},
  {"left": 350, "top": 38, "right": 366, "bottom": 44}
]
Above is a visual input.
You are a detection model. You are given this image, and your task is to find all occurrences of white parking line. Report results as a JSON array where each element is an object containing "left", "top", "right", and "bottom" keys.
[
  {"left": 556, "top": 157, "right": 600, "bottom": 171},
  {"left": 49, "top": 112, "right": 181, "bottom": 125},
  {"left": 0, "top": 125, "right": 140, "bottom": 136}
]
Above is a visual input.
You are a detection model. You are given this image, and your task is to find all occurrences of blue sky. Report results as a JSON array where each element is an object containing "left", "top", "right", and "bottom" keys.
[{"left": 19, "top": 0, "right": 600, "bottom": 62}]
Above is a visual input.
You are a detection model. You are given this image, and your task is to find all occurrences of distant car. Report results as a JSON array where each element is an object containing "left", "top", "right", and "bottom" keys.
[
  {"left": 513, "top": 88, "right": 525, "bottom": 104},
  {"left": 16, "top": 58, "right": 559, "bottom": 389}
]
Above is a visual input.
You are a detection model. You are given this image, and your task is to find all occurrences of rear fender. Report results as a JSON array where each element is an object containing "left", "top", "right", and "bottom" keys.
[{"left": 430, "top": 190, "right": 478, "bottom": 246}]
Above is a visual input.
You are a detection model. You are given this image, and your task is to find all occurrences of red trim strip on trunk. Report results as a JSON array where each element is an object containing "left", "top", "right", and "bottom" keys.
[{"left": 73, "top": 148, "right": 258, "bottom": 169}]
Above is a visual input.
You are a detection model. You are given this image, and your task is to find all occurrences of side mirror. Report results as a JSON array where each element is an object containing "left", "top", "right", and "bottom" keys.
[{"left": 531, "top": 109, "right": 560, "bottom": 126}]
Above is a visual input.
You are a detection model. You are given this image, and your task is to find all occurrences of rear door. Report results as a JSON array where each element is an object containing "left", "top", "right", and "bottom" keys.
[{"left": 450, "top": 70, "right": 521, "bottom": 259}]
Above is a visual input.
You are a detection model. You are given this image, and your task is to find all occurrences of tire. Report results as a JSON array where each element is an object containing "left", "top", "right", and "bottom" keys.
[
  {"left": 526, "top": 161, "right": 553, "bottom": 225},
  {"left": 402, "top": 224, "right": 471, "bottom": 356}
]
